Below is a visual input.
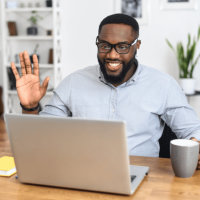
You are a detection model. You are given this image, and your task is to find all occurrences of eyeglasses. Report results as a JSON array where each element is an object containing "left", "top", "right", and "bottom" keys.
[{"left": 96, "top": 36, "right": 138, "bottom": 54}]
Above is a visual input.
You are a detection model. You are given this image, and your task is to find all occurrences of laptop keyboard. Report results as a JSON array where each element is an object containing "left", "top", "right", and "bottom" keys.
[{"left": 130, "top": 175, "right": 136, "bottom": 182}]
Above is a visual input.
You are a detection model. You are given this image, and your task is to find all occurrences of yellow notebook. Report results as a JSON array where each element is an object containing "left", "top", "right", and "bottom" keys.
[{"left": 0, "top": 156, "right": 17, "bottom": 177}]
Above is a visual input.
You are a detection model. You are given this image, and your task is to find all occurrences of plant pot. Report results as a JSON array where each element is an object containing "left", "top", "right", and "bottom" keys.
[
  {"left": 30, "top": 55, "right": 40, "bottom": 63},
  {"left": 27, "top": 26, "right": 38, "bottom": 35},
  {"left": 46, "top": 0, "right": 52, "bottom": 7},
  {"left": 179, "top": 78, "right": 196, "bottom": 95}
]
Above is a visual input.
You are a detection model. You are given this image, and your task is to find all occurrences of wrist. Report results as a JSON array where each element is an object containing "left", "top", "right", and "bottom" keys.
[
  {"left": 20, "top": 102, "right": 39, "bottom": 111},
  {"left": 25, "top": 103, "right": 39, "bottom": 109}
]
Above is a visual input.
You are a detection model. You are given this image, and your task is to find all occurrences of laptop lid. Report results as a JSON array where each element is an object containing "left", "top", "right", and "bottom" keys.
[{"left": 5, "top": 113, "right": 133, "bottom": 195}]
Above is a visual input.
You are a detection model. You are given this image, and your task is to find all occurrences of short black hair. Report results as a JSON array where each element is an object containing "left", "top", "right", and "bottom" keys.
[{"left": 98, "top": 13, "right": 139, "bottom": 37}]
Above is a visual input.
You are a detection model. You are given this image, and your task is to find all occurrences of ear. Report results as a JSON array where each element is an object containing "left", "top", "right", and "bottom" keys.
[{"left": 137, "top": 40, "right": 141, "bottom": 49}]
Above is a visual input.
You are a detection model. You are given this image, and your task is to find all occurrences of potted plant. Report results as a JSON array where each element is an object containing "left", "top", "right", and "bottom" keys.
[
  {"left": 166, "top": 26, "right": 200, "bottom": 94},
  {"left": 46, "top": 0, "right": 52, "bottom": 7},
  {"left": 30, "top": 44, "right": 40, "bottom": 63},
  {"left": 27, "top": 11, "right": 43, "bottom": 35}
]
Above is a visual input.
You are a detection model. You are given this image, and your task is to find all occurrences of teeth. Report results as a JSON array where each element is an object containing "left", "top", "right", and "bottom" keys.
[{"left": 109, "top": 63, "right": 120, "bottom": 67}]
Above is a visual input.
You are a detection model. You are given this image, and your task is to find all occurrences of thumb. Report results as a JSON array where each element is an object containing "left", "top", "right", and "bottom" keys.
[
  {"left": 190, "top": 137, "right": 198, "bottom": 142},
  {"left": 41, "top": 77, "right": 50, "bottom": 94}
]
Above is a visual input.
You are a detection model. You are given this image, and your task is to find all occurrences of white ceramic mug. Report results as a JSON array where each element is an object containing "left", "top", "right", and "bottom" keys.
[{"left": 170, "top": 139, "right": 199, "bottom": 178}]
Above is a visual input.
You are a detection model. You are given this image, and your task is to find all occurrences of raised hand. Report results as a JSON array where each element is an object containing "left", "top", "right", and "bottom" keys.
[{"left": 11, "top": 51, "right": 50, "bottom": 109}]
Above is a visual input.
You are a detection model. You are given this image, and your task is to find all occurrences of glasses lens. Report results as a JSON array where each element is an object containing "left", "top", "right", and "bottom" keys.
[
  {"left": 116, "top": 44, "right": 130, "bottom": 54},
  {"left": 97, "top": 42, "right": 111, "bottom": 53}
]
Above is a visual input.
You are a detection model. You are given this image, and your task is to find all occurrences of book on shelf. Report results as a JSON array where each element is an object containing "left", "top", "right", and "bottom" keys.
[
  {"left": 0, "top": 87, "right": 3, "bottom": 117},
  {"left": 7, "top": 67, "right": 21, "bottom": 90},
  {"left": 7, "top": 67, "right": 17, "bottom": 90},
  {"left": 0, "top": 156, "right": 17, "bottom": 177},
  {"left": 48, "top": 49, "right": 53, "bottom": 64},
  {"left": 7, "top": 22, "right": 18, "bottom": 36}
]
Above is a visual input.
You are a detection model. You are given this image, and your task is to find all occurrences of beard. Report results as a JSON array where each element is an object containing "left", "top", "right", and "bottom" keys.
[{"left": 97, "top": 52, "right": 136, "bottom": 85}]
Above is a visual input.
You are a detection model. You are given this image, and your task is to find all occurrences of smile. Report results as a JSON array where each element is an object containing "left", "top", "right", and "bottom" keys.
[
  {"left": 106, "top": 62, "right": 122, "bottom": 72},
  {"left": 108, "top": 63, "right": 121, "bottom": 67}
]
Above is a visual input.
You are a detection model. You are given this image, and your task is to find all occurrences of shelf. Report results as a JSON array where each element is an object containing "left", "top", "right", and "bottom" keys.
[
  {"left": 186, "top": 91, "right": 200, "bottom": 97},
  {"left": 6, "top": 63, "right": 54, "bottom": 69},
  {"left": 8, "top": 90, "right": 53, "bottom": 96},
  {"left": 2, "top": 1, "right": 62, "bottom": 113},
  {"left": 5, "top": 7, "right": 53, "bottom": 12},
  {"left": 8, "top": 90, "right": 18, "bottom": 95},
  {"left": 6, "top": 36, "right": 53, "bottom": 40}
]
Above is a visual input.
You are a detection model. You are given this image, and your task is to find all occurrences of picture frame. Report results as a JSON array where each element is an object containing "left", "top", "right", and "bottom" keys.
[
  {"left": 114, "top": 0, "right": 149, "bottom": 25},
  {"left": 159, "top": 0, "right": 198, "bottom": 10}
]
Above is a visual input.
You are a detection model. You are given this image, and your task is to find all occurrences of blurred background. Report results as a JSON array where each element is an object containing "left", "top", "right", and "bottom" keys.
[{"left": 0, "top": 0, "right": 200, "bottom": 117}]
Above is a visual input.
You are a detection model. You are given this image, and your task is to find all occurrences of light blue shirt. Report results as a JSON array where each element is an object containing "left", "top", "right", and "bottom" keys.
[{"left": 40, "top": 62, "right": 200, "bottom": 157}]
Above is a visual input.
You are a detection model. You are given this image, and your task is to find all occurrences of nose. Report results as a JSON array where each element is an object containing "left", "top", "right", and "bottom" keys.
[{"left": 106, "top": 47, "right": 120, "bottom": 60}]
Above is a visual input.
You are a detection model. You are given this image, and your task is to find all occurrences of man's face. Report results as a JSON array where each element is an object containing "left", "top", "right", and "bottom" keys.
[{"left": 97, "top": 24, "right": 140, "bottom": 86}]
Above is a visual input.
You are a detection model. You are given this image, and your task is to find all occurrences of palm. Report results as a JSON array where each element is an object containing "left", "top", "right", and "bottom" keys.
[
  {"left": 17, "top": 74, "right": 42, "bottom": 106},
  {"left": 11, "top": 51, "right": 50, "bottom": 108}
]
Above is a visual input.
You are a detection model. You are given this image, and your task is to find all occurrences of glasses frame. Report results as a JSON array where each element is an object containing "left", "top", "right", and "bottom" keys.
[{"left": 96, "top": 36, "right": 138, "bottom": 54}]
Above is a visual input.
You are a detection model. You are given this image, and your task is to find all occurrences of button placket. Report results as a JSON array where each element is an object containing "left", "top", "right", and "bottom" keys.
[
  {"left": 112, "top": 89, "right": 117, "bottom": 115},
  {"left": 109, "top": 88, "right": 117, "bottom": 119}
]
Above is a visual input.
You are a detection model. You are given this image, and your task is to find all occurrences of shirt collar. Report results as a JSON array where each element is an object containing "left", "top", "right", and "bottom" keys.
[
  {"left": 98, "top": 66, "right": 106, "bottom": 83},
  {"left": 129, "top": 59, "right": 140, "bottom": 82}
]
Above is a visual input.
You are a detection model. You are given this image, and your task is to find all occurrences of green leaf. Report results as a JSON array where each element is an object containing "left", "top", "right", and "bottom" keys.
[
  {"left": 198, "top": 26, "right": 200, "bottom": 41},
  {"left": 166, "top": 39, "right": 175, "bottom": 52},
  {"left": 190, "top": 53, "right": 200, "bottom": 78},
  {"left": 187, "top": 34, "right": 191, "bottom": 49},
  {"left": 190, "top": 38, "right": 196, "bottom": 62},
  {"left": 167, "top": 26, "right": 200, "bottom": 78},
  {"left": 35, "top": 14, "right": 43, "bottom": 20},
  {"left": 177, "top": 43, "right": 188, "bottom": 78}
]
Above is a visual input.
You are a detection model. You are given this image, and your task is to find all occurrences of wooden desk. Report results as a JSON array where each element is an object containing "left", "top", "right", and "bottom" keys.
[{"left": 0, "top": 118, "right": 200, "bottom": 200}]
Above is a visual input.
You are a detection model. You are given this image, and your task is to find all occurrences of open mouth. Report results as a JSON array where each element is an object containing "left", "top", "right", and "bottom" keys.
[{"left": 106, "top": 62, "right": 122, "bottom": 72}]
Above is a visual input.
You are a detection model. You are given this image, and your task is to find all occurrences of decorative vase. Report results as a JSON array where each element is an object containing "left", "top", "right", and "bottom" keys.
[
  {"left": 179, "top": 78, "right": 196, "bottom": 95},
  {"left": 27, "top": 25, "right": 38, "bottom": 35},
  {"left": 30, "top": 55, "right": 40, "bottom": 63},
  {"left": 46, "top": 0, "right": 52, "bottom": 7}
]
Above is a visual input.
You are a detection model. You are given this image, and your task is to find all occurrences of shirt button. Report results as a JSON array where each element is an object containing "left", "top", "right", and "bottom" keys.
[{"left": 113, "top": 109, "right": 115, "bottom": 112}]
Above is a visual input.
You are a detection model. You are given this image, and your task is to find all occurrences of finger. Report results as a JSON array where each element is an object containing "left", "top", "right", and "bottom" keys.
[
  {"left": 190, "top": 138, "right": 200, "bottom": 152},
  {"left": 190, "top": 137, "right": 198, "bottom": 141},
  {"left": 11, "top": 62, "right": 20, "bottom": 80},
  {"left": 33, "top": 54, "right": 39, "bottom": 76},
  {"left": 41, "top": 77, "right": 50, "bottom": 95},
  {"left": 23, "top": 51, "right": 32, "bottom": 74},
  {"left": 199, "top": 142, "right": 200, "bottom": 153},
  {"left": 197, "top": 164, "right": 200, "bottom": 170},
  {"left": 19, "top": 52, "right": 26, "bottom": 76},
  {"left": 197, "top": 157, "right": 200, "bottom": 170}
]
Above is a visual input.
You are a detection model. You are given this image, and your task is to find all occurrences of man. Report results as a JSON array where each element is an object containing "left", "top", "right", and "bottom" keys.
[{"left": 11, "top": 14, "right": 200, "bottom": 169}]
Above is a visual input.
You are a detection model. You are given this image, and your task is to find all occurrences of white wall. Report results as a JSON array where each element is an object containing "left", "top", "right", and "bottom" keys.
[
  {"left": 61, "top": 0, "right": 200, "bottom": 118},
  {"left": 61, "top": 0, "right": 115, "bottom": 75},
  {"left": 0, "top": 0, "right": 200, "bottom": 117}
]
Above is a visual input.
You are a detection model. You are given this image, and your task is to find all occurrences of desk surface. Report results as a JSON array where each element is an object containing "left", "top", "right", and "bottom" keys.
[{"left": 0, "top": 118, "right": 200, "bottom": 200}]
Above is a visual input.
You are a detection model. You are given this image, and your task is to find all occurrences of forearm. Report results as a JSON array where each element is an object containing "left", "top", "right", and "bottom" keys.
[{"left": 188, "top": 130, "right": 200, "bottom": 141}]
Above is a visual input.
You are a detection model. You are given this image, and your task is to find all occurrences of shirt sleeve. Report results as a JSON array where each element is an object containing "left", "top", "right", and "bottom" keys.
[
  {"left": 39, "top": 91, "right": 72, "bottom": 117},
  {"left": 161, "top": 77, "right": 200, "bottom": 141},
  {"left": 39, "top": 75, "right": 72, "bottom": 117}
]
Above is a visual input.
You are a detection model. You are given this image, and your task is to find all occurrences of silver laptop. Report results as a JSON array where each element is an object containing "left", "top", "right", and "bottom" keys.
[{"left": 4, "top": 113, "right": 149, "bottom": 195}]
